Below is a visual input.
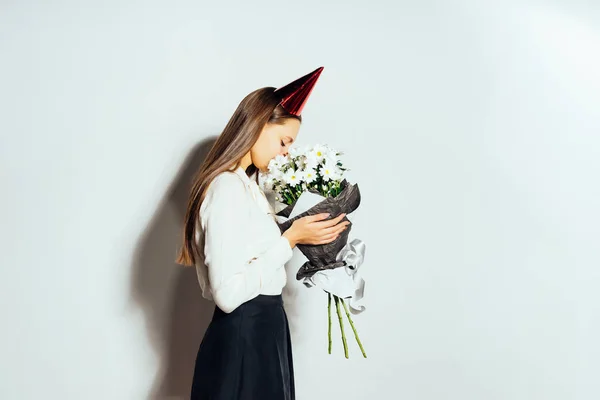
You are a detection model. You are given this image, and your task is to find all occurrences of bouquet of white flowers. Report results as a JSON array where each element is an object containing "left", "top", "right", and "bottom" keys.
[{"left": 260, "top": 144, "right": 367, "bottom": 358}]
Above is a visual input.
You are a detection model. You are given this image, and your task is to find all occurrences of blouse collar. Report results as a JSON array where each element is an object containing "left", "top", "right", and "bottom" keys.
[
  {"left": 233, "top": 166, "right": 254, "bottom": 186},
  {"left": 233, "top": 166, "right": 275, "bottom": 215}
]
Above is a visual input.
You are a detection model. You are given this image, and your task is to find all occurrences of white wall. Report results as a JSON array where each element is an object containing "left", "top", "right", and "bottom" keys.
[{"left": 1, "top": 1, "right": 598, "bottom": 399}]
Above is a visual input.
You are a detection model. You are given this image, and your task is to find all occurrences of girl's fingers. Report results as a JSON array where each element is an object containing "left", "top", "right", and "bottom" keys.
[
  {"left": 317, "top": 233, "right": 339, "bottom": 244},
  {"left": 314, "top": 213, "right": 346, "bottom": 228},
  {"left": 320, "top": 221, "right": 349, "bottom": 235}
]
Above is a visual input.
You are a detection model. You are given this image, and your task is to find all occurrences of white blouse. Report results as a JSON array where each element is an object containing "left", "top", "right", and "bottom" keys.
[{"left": 194, "top": 166, "right": 294, "bottom": 313}]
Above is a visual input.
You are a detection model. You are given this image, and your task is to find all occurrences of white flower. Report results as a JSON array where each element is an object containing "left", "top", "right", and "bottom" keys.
[
  {"left": 321, "top": 163, "right": 341, "bottom": 182},
  {"left": 323, "top": 155, "right": 342, "bottom": 174},
  {"left": 272, "top": 166, "right": 286, "bottom": 180},
  {"left": 311, "top": 144, "right": 328, "bottom": 162},
  {"left": 293, "top": 156, "right": 306, "bottom": 171},
  {"left": 288, "top": 146, "right": 303, "bottom": 158},
  {"left": 301, "top": 167, "right": 318, "bottom": 184},
  {"left": 283, "top": 168, "right": 301, "bottom": 185},
  {"left": 304, "top": 152, "right": 320, "bottom": 171},
  {"left": 323, "top": 154, "right": 338, "bottom": 168},
  {"left": 326, "top": 147, "right": 341, "bottom": 163},
  {"left": 269, "top": 154, "right": 288, "bottom": 172}
]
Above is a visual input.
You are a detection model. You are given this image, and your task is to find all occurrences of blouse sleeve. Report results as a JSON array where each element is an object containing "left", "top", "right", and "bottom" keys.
[{"left": 200, "top": 173, "right": 293, "bottom": 313}]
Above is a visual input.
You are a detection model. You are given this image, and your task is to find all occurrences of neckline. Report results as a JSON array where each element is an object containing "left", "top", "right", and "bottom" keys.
[
  {"left": 233, "top": 166, "right": 274, "bottom": 214},
  {"left": 233, "top": 166, "right": 251, "bottom": 183},
  {"left": 233, "top": 166, "right": 260, "bottom": 187}
]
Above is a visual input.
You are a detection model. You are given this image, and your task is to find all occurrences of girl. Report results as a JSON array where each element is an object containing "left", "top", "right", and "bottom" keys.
[{"left": 176, "top": 67, "right": 349, "bottom": 399}]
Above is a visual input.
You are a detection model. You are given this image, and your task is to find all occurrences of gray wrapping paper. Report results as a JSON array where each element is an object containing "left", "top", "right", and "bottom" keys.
[{"left": 274, "top": 179, "right": 361, "bottom": 280}]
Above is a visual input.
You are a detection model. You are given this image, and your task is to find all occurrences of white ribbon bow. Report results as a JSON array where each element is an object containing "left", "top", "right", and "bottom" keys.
[{"left": 303, "top": 239, "right": 367, "bottom": 314}]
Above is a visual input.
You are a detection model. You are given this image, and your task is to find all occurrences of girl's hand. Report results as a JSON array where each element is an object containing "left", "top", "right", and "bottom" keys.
[{"left": 283, "top": 213, "right": 349, "bottom": 247}]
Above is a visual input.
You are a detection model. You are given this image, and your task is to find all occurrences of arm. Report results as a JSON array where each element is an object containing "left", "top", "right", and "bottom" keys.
[{"left": 201, "top": 174, "right": 293, "bottom": 313}]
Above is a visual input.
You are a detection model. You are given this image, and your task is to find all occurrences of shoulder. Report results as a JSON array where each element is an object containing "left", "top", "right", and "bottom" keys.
[
  {"left": 203, "top": 171, "right": 249, "bottom": 209},
  {"left": 208, "top": 171, "right": 247, "bottom": 194},
  {"left": 200, "top": 171, "right": 251, "bottom": 225}
]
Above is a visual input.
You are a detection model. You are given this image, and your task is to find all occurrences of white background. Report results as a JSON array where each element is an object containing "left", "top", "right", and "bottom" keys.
[{"left": 1, "top": 1, "right": 599, "bottom": 399}]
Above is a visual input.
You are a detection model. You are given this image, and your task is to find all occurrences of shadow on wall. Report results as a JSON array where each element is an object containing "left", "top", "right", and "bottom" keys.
[{"left": 130, "top": 136, "right": 218, "bottom": 400}]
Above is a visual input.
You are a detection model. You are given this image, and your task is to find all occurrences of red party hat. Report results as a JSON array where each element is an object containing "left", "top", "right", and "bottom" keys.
[{"left": 274, "top": 66, "right": 324, "bottom": 116}]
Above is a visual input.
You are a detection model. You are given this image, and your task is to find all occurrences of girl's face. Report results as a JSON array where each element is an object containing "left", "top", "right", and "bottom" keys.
[{"left": 251, "top": 118, "right": 300, "bottom": 172}]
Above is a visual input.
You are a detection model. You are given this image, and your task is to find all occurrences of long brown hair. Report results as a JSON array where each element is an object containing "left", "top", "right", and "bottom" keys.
[{"left": 175, "top": 87, "right": 302, "bottom": 266}]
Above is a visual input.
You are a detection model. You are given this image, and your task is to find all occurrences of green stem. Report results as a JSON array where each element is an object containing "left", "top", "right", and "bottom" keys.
[
  {"left": 334, "top": 295, "right": 348, "bottom": 358},
  {"left": 328, "top": 292, "right": 332, "bottom": 354},
  {"left": 340, "top": 298, "right": 367, "bottom": 358}
]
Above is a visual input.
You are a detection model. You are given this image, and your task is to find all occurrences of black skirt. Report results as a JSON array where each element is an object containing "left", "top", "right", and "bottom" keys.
[{"left": 191, "top": 294, "right": 295, "bottom": 400}]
